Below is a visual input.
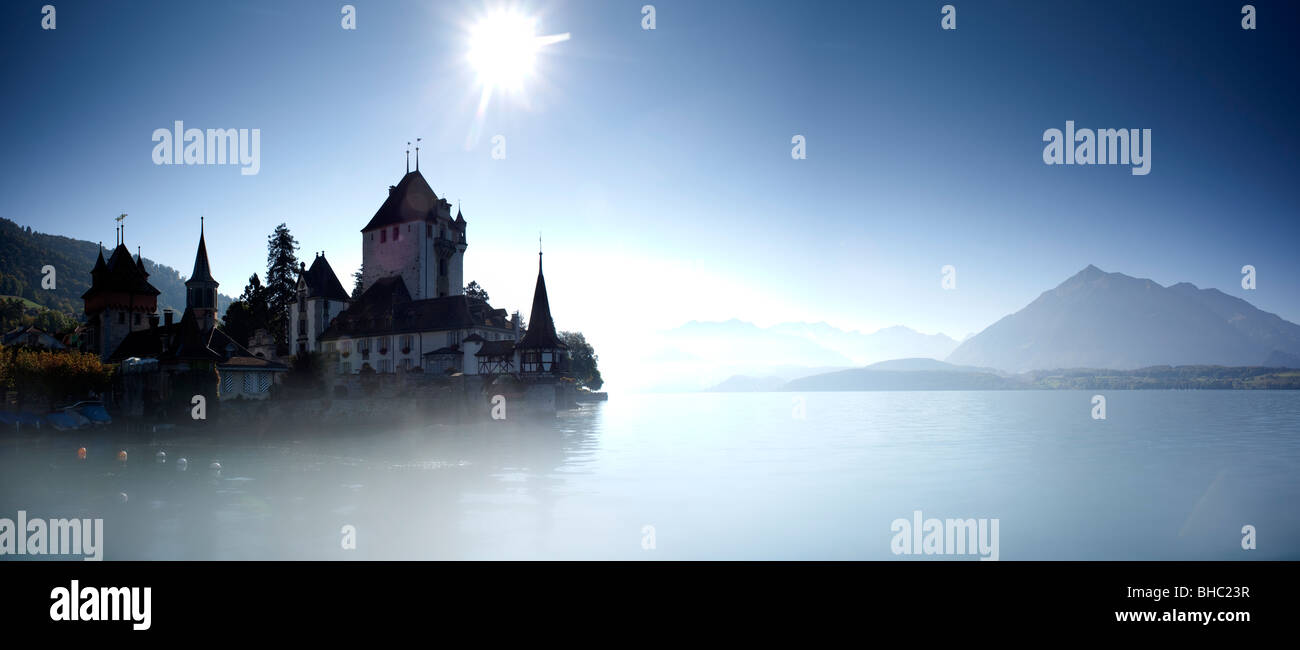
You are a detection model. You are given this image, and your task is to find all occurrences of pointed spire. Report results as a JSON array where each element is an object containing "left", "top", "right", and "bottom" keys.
[
  {"left": 519, "top": 241, "right": 563, "bottom": 351},
  {"left": 415, "top": 137, "right": 421, "bottom": 171},
  {"left": 188, "top": 218, "right": 217, "bottom": 285},
  {"left": 406, "top": 142, "right": 410, "bottom": 174},
  {"left": 91, "top": 244, "right": 107, "bottom": 276}
]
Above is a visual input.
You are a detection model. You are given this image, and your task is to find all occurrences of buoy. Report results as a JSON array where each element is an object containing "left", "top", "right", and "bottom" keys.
[
  {"left": 177, "top": 458, "right": 188, "bottom": 471},
  {"left": 155, "top": 450, "right": 166, "bottom": 463},
  {"left": 118, "top": 492, "right": 128, "bottom": 503},
  {"left": 117, "top": 450, "right": 128, "bottom": 462},
  {"left": 209, "top": 461, "right": 221, "bottom": 476},
  {"left": 77, "top": 447, "right": 87, "bottom": 460}
]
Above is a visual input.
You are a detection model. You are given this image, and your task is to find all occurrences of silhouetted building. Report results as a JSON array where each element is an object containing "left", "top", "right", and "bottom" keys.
[
  {"left": 81, "top": 227, "right": 160, "bottom": 361},
  {"left": 87, "top": 221, "right": 287, "bottom": 416}
]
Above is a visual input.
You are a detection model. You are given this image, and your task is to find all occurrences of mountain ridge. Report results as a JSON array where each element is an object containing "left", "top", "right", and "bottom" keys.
[{"left": 946, "top": 265, "right": 1300, "bottom": 372}]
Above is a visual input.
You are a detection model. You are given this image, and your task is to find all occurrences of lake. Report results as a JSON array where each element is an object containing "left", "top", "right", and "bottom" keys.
[{"left": 2, "top": 390, "right": 1297, "bottom": 560}]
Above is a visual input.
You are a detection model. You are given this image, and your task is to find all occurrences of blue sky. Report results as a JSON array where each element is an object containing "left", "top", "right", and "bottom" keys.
[{"left": 2, "top": 1, "right": 1298, "bottom": 384}]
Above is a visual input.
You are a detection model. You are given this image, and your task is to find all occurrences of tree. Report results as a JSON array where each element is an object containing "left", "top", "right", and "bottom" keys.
[
  {"left": 464, "top": 281, "right": 489, "bottom": 302},
  {"left": 352, "top": 263, "right": 365, "bottom": 299},
  {"left": 264, "top": 224, "right": 300, "bottom": 345},
  {"left": 221, "top": 274, "right": 270, "bottom": 348},
  {"left": 559, "top": 330, "right": 602, "bottom": 390}
]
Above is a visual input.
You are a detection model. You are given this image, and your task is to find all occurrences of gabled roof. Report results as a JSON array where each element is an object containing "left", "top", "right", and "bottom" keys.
[
  {"left": 300, "top": 254, "right": 351, "bottom": 301},
  {"left": 362, "top": 170, "right": 442, "bottom": 232},
  {"left": 518, "top": 253, "right": 565, "bottom": 350},
  {"left": 476, "top": 340, "right": 516, "bottom": 357},
  {"left": 318, "top": 279, "right": 512, "bottom": 340}
]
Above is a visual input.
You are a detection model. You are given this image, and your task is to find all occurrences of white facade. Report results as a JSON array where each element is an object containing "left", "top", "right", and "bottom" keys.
[
  {"left": 290, "top": 292, "right": 350, "bottom": 355},
  {"left": 323, "top": 324, "right": 518, "bottom": 376},
  {"left": 361, "top": 217, "right": 466, "bottom": 301}
]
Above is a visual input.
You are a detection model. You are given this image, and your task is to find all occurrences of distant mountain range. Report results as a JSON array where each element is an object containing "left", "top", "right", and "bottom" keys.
[
  {"left": 0, "top": 218, "right": 234, "bottom": 320},
  {"left": 946, "top": 265, "right": 1300, "bottom": 372},
  {"left": 704, "top": 265, "right": 1300, "bottom": 392},
  {"left": 634, "top": 319, "right": 961, "bottom": 391}
]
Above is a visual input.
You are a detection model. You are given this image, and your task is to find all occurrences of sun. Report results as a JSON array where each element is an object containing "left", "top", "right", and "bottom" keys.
[
  {"left": 468, "top": 11, "right": 541, "bottom": 92},
  {"left": 465, "top": 9, "right": 569, "bottom": 114}
]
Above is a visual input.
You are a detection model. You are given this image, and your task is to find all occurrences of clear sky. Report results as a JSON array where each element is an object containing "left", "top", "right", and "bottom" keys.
[{"left": 3, "top": 1, "right": 1298, "bottom": 385}]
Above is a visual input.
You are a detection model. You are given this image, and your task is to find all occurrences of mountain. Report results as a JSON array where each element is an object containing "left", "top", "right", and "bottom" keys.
[
  {"left": 634, "top": 319, "right": 961, "bottom": 392},
  {"left": 706, "top": 375, "right": 788, "bottom": 392},
  {"left": 0, "top": 218, "right": 234, "bottom": 320},
  {"left": 766, "top": 322, "right": 960, "bottom": 365},
  {"left": 946, "top": 265, "right": 1300, "bottom": 372},
  {"left": 782, "top": 360, "right": 1013, "bottom": 391}
]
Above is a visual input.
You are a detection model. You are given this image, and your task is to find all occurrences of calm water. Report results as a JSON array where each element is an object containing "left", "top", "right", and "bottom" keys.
[{"left": 2, "top": 391, "right": 1298, "bottom": 560}]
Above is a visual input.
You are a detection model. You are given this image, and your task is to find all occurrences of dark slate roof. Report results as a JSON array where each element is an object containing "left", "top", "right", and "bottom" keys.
[
  {"left": 83, "top": 243, "right": 160, "bottom": 299},
  {"left": 518, "top": 253, "right": 565, "bottom": 350},
  {"left": 319, "top": 277, "right": 513, "bottom": 340},
  {"left": 135, "top": 250, "right": 148, "bottom": 277},
  {"left": 475, "top": 340, "right": 515, "bottom": 357},
  {"left": 362, "top": 170, "right": 441, "bottom": 232},
  {"left": 300, "top": 254, "right": 351, "bottom": 301},
  {"left": 188, "top": 225, "right": 217, "bottom": 285},
  {"left": 108, "top": 312, "right": 287, "bottom": 370}
]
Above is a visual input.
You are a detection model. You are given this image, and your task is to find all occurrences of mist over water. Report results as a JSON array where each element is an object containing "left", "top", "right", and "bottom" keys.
[{"left": 2, "top": 391, "right": 1297, "bottom": 560}]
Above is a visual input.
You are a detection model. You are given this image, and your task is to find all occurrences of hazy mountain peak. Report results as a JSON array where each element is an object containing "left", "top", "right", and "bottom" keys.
[{"left": 948, "top": 267, "right": 1300, "bottom": 372}]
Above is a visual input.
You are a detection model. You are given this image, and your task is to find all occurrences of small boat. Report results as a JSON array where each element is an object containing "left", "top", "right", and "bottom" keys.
[
  {"left": 69, "top": 401, "right": 112, "bottom": 426},
  {"left": 46, "top": 411, "right": 88, "bottom": 431}
]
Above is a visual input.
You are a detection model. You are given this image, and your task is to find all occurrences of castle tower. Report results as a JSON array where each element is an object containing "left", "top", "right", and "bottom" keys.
[
  {"left": 185, "top": 218, "right": 220, "bottom": 332},
  {"left": 290, "top": 252, "right": 352, "bottom": 355},
  {"left": 516, "top": 248, "right": 566, "bottom": 376},
  {"left": 360, "top": 169, "right": 466, "bottom": 300},
  {"left": 81, "top": 227, "right": 160, "bottom": 360}
]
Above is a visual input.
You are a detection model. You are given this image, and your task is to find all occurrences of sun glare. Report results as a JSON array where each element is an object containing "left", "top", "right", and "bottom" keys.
[
  {"left": 468, "top": 11, "right": 541, "bottom": 92},
  {"left": 465, "top": 9, "right": 569, "bottom": 117}
]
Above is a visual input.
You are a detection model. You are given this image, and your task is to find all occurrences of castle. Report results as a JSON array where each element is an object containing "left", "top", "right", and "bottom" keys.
[
  {"left": 292, "top": 167, "right": 567, "bottom": 379},
  {"left": 82, "top": 221, "right": 287, "bottom": 414}
]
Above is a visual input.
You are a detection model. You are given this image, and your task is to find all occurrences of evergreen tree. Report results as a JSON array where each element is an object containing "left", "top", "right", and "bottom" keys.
[
  {"left": 221, "top": 274, "right": 270, "bottom": 347},
  {"left": 464, "top": 281, "right": 489, "bottom": 302},
  {"left": 264, "top": 224, "right": 299, "bottom": 345},
  {"left": 352, "top": 263, "right": 365, "bottom": 299}
]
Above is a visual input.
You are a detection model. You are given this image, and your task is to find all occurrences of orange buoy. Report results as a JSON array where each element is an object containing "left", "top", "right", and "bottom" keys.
[
  {"left": 77, "top": 447, "right": 87, "bottom": 460},
  {"left": 117, "top": 450, "right": 128, "bottom": 462}
]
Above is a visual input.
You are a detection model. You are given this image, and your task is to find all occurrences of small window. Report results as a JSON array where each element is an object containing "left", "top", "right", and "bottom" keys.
[
  {"left": 427, "top": 224, "right": 432, "bottom": 237},
  {"left": 392, "top": 226, "right": 399, "bottom": 241},
  {"left": 380, "top": 229, "right": 387, "bottom": 243}
]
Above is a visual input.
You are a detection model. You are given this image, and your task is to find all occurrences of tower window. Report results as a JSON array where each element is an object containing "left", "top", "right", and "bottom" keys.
[
  {"left": 380, "top": 229, "right": 387, "bottom": 243},
  {"left": 392, "top": 226, "right": 399, "bottom": 241}
]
